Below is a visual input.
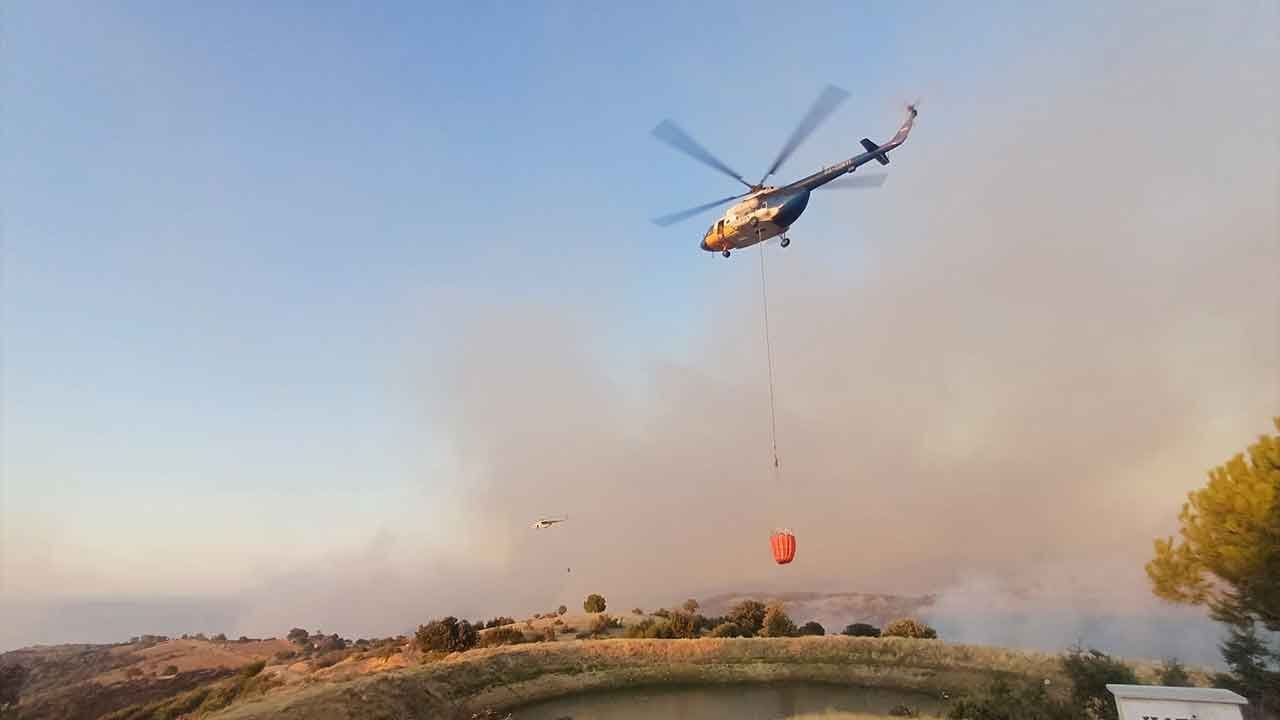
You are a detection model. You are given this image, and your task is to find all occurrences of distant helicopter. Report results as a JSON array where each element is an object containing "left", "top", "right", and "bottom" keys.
[
  {"left": 651, "top": 85, "right": 917, "bottom": 257},
  {"left": 531, "top": 516, "right": 567, "bottom": 529}
]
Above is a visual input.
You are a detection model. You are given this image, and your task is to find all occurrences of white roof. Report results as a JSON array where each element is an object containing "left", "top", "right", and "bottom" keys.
[{"left": 1107, "top": 684, "right": 1248, "bottom": 704}]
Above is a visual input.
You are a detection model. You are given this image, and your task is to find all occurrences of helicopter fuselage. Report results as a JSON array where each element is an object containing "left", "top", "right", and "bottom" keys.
[
  {"left": 651, "top": 93, "right": 917, "bottom": 255},
  {"left": 700, "top": 190, "right": 810, "bottom": 253}
]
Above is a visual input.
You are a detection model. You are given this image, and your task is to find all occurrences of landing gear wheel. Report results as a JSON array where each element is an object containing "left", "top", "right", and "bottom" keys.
[
  {"left": 780, "top": 237, "right": 791, "bottom": 248},
  {"left": 722, "top": 250, "right": 731, "bottom": 258}
]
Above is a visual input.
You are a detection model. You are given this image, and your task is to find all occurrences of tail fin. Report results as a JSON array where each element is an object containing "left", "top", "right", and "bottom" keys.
[
  {"left": 884, "top": 103, "right": 917, "bottom": 148},
  {"left": 860, "top": 139, "right": 890, "bottom": 166}
]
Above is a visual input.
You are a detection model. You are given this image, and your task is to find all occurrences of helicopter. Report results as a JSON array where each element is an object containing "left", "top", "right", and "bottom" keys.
[
  {"left": 531, "top": 516, "right": 567, "bottom": 529},
  {"left": 651, "top": 85, "right": 917, "bottom": 257}
]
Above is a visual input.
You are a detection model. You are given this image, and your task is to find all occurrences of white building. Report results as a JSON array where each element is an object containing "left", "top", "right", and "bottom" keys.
[{"left": 1107, "top": 684, "right": 1250, "bottom": 720}]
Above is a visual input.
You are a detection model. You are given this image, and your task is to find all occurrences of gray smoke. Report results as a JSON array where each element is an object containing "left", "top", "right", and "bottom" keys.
[
  {"left": 398, "top": 3, "right": 1279, "bottom": 658},
  {"left": 4, "top": 4, "right": 1276, "bottom": 659}
]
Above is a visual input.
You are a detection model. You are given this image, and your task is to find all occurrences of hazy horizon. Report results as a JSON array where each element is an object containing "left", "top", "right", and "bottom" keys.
[{"left": 3, "top": 1, "right": 1277, "bottom": 661}]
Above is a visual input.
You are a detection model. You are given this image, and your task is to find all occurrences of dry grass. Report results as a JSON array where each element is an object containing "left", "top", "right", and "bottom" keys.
[
  {"left": 102, "top": 666, "right": 284, "bottom": 720},
  {"left": 213, "top": 636, "right": 1069, "bottom": 720},
  {"left": 3, "top": 638, "right": 301, "bottom": 720},
  {"left": 783, "top": 707, "right": 936, "bottom": 712},
  {"left": 95, "top": 638, "right": 296, "bottom": 684}
]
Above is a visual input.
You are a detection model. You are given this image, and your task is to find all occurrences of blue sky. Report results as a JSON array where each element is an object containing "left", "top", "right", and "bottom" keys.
[
  {"left": 2, "top": 0, "right": 937, "bottom": 567},
  {"left": 4, "top": 1, "right": 1277, "bottom": 652}
]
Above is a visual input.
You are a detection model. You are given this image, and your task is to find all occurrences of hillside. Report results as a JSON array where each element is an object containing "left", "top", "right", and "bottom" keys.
[
  {"left": 1, "top": 637, "right": 296, "bottom": 720},
  {"left": 0, "top": 606, "right": 1208, "bottom": 720}
]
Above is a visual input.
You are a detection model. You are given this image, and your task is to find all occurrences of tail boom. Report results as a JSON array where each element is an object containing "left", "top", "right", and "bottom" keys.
[{"left": 775, "top": 104, "right": 918, "bottom": 194}]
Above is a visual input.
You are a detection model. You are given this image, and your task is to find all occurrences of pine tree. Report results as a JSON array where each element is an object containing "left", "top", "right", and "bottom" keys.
[
  {"left": 1145, "top": 419, "right": 1280, "bottom": 717},
  {"left": 1147, "top": 418, "right": 1280, "bottom": 628},
  {"left": 1214, "top": 624, "right": 1280, "bottom": 720}
]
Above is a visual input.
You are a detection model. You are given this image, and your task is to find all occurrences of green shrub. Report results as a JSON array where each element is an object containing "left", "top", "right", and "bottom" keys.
[
  {"left": 632, "top": 607, "right": 644, "bottom": 615},
  {"left": 653, "top": 608, "right": 671, "bottom": 619},
  {"left": 274, "top": 650, "right": 297, "bottom": 662},
  {"left": 553, "top": 618, "right": 564, "bottom": 625},
  {"left": 760, "top": 602, "right": 797, "bottom": 637},
  {"left": 197, "top": 682, "right": 239, "bottom": 713},
  {"left": 888, "top": 705, "right": 917, "bottom": 717},
  {"left": 287, "top": 627, "right": 309, "bottom": 644},
  {"left": 589, "top": 614, "right": 613, "bottom": 635},
  {"left": 798, "top": 621, "right": 825, "bottom": 636},
  {"left": 540, "top": 626, "right": 557, "bottom": 642},
  {"left": 727, "top": 600, "right": 767, "bottom": 636},
  {"left": 575, "top": 630, "right": 593, "bottom": 640},
  {"left": 415, "top": 617, "right": 478, "bottom": 653},
  {"left": 480, "top": 627, "right": 527, "bottom": 647},
  {"left": 1158, "top": 657, "right": 1192, "bottom": 687},
  {"left": 196, "top": 671, "right": 282, "bottom": 715},
  {"left": 682, "top": 599, "right": 700, "bottom": 613},
  {"left": 584, "top": 593, "right": 607, "bottom": 613},
  {"left": 311, "top": 633, "right": 347, "bottom": 652},
  {"left": 211, "top": 633, "right": 228, "bottom": 642},
  {"left": 311, "top": 652, "right": 344, "bottom": 669},
  {"left": 842, "top": 623, "right": 880, "bottom": 637},
  {"left": 238, "top": 660, "right": 266, "bottom": 678},
  {"left": 708, "top": 622, "right": 743, "bottom": 638},
  {"left": 124, "top": 667, "right": 143, "bottom": 678},
  {"left": 163, "top": 664, "right": 179, "bottom": 675},
  {"left": 946, "top": 678, "right": 1075, "bottom": 720},
  {"left": 484, "top": 617, "right": 516, "bottom": 629},
  {"left": 644, "top": 621, "right": 675, "bottom": 639},
  {"left": 1060, "top": 645, "right": 1138, "bottom": 720},
  {"left": 882, "top": 618, "right": 937, "bottom": 639},
  {"left": 557, "top": 605, "right": 568, "bottom": 616},
  {"left": 170, "top": 689, "right": 214, "bottom": 716},
  {"left": 623, "top": 618, "right": 676, "bottom": 639},
  {"left": 669, "top": 611, "right": 700, "bottom": 638}
]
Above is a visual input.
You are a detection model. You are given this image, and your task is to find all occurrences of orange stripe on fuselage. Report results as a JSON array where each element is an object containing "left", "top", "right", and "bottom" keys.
[
  {"left": 704, "top": 212, "right": 788, "bottom": 251},
  {"left": 704, "top": 224, "right": 785, "bottom": 250}
]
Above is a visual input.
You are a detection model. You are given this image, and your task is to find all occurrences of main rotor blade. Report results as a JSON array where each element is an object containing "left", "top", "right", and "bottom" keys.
[
  {"left": 759, "top": 84, "right": 851, "bottom": 185},
  {"left": 820, "top": 172, "right": 888, "bottom": 189},
  {"left": 652, "top": 192, "right": 747, "bottom": 227},
  {"left": 652, "top": 119, "right": 753, "bottom": 189}
]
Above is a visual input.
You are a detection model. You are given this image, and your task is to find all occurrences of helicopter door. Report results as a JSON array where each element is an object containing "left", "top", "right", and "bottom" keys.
[{"left": 717, "top": 219, "right": 725, "bottom": 237}]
